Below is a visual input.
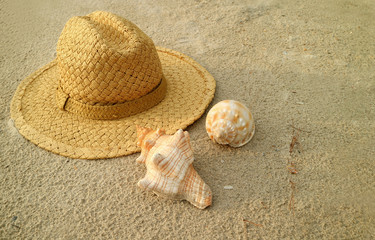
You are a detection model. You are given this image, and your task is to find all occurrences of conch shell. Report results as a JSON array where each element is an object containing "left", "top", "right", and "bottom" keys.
[
  {"left": 136, "top": 126, "right": 212, "bottom": 209},
  {"left": 206, "top": 100, "right": 255, "bottom": 147}
]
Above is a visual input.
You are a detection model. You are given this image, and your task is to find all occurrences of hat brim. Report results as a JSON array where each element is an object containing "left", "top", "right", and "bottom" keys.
[{"left": 10, "top": 47, "right": 216, "bottom": 159}]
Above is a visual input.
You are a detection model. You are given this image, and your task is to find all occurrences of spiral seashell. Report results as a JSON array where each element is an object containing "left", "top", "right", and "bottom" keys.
[
  {"left": 136, "top": 126, "right": 212, "bottom": 209},
  {"left": 206, "top": 100, "right": 255, "bottom": 147}
]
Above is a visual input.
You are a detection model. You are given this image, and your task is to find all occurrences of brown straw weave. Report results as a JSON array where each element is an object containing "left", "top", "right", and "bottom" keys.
[{"left": 10, "top": 11, "right": 216, "bottom": 159}]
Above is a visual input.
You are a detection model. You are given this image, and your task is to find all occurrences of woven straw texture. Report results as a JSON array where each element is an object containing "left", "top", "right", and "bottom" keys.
[{"left": 10, "top": 11, "right": 215, "bottom": 159}]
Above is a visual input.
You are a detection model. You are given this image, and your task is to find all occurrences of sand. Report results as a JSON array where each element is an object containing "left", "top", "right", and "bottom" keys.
[{"left": 1, "top": 0, "right": 374, "bottom": 239}]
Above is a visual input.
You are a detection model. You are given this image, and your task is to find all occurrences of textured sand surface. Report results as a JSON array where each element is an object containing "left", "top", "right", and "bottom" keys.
[{"left": 1, "top": 0, "right": 374, "bottom": 239}]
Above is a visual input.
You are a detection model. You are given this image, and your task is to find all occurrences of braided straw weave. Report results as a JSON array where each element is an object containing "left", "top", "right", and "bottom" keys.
[{"left": 10, "top": 11, "right": 215, "bottom": 159}]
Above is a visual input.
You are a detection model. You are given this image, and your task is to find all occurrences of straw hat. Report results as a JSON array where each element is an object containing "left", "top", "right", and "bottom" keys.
[{"left": 10, "top": 11, "right": 215, "bottom": 159}]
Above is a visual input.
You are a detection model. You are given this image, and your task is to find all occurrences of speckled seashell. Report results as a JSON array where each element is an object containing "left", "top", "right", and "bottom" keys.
[
  {"left": 206, "top": 100, "right": 255, "bottom": 147},
  {"left": 136, "top": 126, "right": 212, "bottom": 209}
]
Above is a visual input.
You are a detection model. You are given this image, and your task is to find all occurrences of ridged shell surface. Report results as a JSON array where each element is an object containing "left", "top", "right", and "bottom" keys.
[
  {"left": 206, "top": 100, "right": 255, "bottom": 147},
  {"left": 136, "top": 126, "right": 212, "bottom": 209}
]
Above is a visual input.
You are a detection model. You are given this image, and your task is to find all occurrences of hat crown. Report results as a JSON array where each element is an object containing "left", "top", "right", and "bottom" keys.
[{"left": 56, "top": 11, "right": 163, "bottom": 105}]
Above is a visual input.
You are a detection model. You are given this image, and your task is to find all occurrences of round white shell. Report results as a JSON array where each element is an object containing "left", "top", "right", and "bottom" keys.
[{"left": 206, "top": 100, "right": 255, "bottom": 147}]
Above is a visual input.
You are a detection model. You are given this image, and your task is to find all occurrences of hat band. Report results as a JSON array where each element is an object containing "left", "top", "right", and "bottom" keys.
[{"left": 56, "top": 77, "right": 167, "bottom": 120}]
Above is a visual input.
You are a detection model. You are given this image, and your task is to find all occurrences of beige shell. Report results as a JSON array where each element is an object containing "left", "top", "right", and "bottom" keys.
[
  {"left": 206, "top": 100, "right": 255, "bottom": 147},
  {"left": 136, "top": 126, "right": 212, "bottom": 209}
]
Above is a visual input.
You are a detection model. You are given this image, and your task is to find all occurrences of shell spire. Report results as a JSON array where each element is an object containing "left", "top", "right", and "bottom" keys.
[
  {"left": 210, "top": 119, "right": 236, "bottom": 145},
  {"left": 135, "top": 126, "right": 165, "bottom": 164},
  {"left": 136, "top": 127, "right": 212, "bottom": 209}
]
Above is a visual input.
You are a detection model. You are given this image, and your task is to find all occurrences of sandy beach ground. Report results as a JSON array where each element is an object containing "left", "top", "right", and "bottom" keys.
[{"left": 1, "top": 0, "right": 374, "bottom": 239}]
